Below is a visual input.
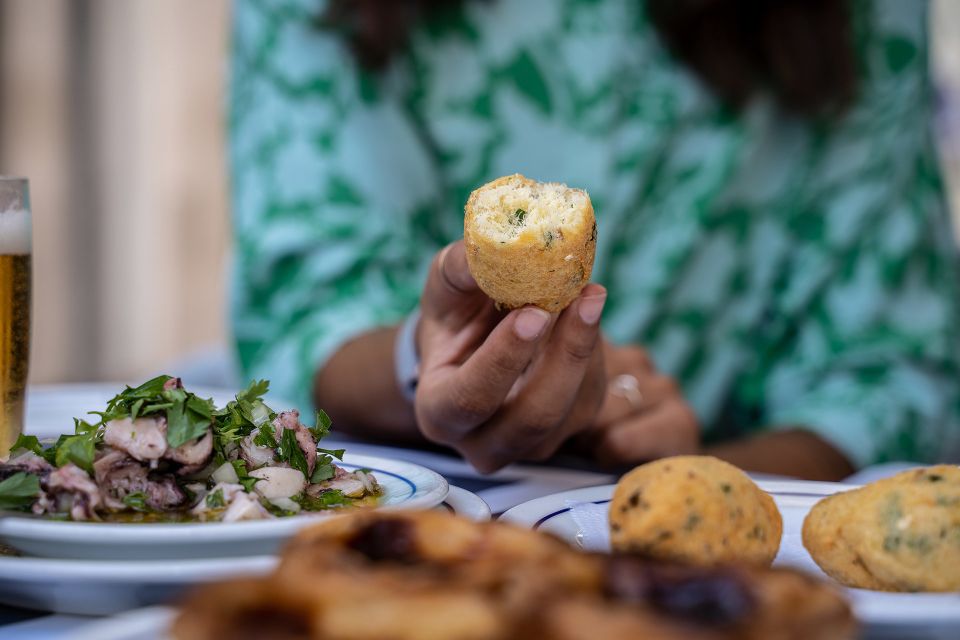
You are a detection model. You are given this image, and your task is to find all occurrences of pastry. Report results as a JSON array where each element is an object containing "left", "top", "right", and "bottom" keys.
[
  {"left": 609, "top": 456, "right": 783, "bottom": 567},
  {"left": 463, "top": 174, "right": 596, "bottom": 312}
]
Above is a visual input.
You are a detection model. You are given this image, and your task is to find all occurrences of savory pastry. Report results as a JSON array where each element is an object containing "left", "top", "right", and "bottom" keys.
[
  {"left": 609, "top": 456, "right": 783, "bottom": 567},
  {"left": 276, "top": 509, "right": 601, "bottom": 600},
  {"left": 802, "top": 465, "right": 960, "bottom": 592},
  {"left": 172, "top": 510, "right": 854, "bottom": 640},
  {"left": 463, "top": 174, "right": 596, "bottom": 312},
  {"left": 546, "top": 556, "right": 856, "bottom": 640}
]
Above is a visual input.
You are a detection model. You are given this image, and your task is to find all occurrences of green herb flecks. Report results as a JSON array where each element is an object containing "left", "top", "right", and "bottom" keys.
[
  {"left": 308, "top": 409, "right": 333, "bottom": 441},
  {"left": 9, "top": 434, "right": 43, "bottom": 457},
  {"left": 54, "top": 432, "right": 98, "bottom": 474},
  {"left": 0, "top": 472, "right": 40, "bottom": 510},
  {"left": 512, "top": 208, "right": 526, "bottom": 225},
  {"left": 206, "top": 488, "right": 226, "bottom": 509},
  {"left": 85, "top": 374, "right": 215, "bottom": 450},
  {"left": 122, "top": 492, "right": 150, "bottom": 512},
  {"left": 310, "top": 455, "right": 337, "bottom": 483},
  {"left": 277, "top": 427, "right": 309, "bottom": 478},
  {"left": 297, "top": 490, "right": 350, "bottom": 511},
  {"left": 252, "top": 423, "right": 278, "bottom": 450},
  {"left": 230, "top": 460, "right": 259, "bottom": 492},
  {"left": 543, "top": 229, "right": 555, "bottom": 248},
  {"left": 214, "top": 379, "right": 274, "bottom": 447}
]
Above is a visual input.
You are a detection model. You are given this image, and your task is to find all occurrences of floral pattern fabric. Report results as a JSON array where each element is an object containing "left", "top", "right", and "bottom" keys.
[{"left": 229, "top": 0, "right": 960, "bottom": 467}]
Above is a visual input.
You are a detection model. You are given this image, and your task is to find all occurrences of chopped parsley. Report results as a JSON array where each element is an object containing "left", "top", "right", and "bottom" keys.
[
  {"left": 310, "top": 456, "right": 336, "bottom": 483},
  {"left": 252, "top": 423, "right": 279, "bottom": 449},
  {"left": 206, "top": 488, "right": 226, "bottom": 509},
  {"left": 122, "top": 492, "right": 150, "bottom": 512},
  {"left": 54, "top": 432, "right": 98, "bottom": 474},
  {"left": 9, "top": 434, "right": 43, "bottom": 457},
  {"left": 85, "top": 374, "right": 215, "bottom": 449},
  {"left": 230, "top": 460, "right": 259, "bottom": 492},
  {"left": 277, "top": 427, "right": 309, "bottom": 477},
  {"left": 0, "top": 472, "right": 40, "bottom": 510},
  {"left": 214, "top": 379, "right": 274, "bottom": 448},
  {"left": 298, "top": 490, "right": 350, "bottom": 511}
]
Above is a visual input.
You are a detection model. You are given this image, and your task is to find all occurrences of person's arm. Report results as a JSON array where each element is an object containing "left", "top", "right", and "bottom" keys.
[
  {"left": 312, "top": 325, "right": 419, "bottom": 443},
  {"left": 705, "top": 430, "right": 854, "bottom": 481},
  {"left": 587, "top": 345, "right": 854, "bottom": 480}
]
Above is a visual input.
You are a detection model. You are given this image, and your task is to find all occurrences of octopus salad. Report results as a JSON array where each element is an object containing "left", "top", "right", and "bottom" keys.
[{"left": 0, "top": 377, "right": 381, "bottom": 522}]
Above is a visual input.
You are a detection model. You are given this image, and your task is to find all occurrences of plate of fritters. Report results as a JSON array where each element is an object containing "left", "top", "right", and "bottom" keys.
[{"left": 500, "top": 457, "right": 960, "bottom": 635}]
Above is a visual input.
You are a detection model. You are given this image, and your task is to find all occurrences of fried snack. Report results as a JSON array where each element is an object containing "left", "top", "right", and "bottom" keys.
[
  {"left": 276, "top": 509, "right": 601, "bottom": 609},
  {"left": 172, "top": 511, "right": 854, "bottom": 640},
  {"left": 463, "top": 174, "right": 596, "bottom": 312},
  {"left": 171, "top": 577, "right": 318, "bottom": 640},
  {"left": 802, "top": 465, "right": 960, "bottom": 592},
  {"left": 546, "top": 556, "right": 856, "bottom": 640},
  {"left": 609, "top": 456, "right": 783, "bottom": 567}
]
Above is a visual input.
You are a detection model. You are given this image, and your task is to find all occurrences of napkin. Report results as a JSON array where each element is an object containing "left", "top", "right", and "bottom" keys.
[{"left": 566, "top": 500, "right": 611, "bottom": 551}]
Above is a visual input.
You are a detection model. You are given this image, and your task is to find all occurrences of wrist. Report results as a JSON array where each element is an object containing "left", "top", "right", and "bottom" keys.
[{"left": 393, "top": 309, "right": 421, "bottom": 403}]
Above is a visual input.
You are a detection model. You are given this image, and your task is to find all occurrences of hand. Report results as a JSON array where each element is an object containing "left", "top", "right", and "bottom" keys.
[
  {"left": 414, "top": 241, "right": 608, "bottom": 473},
  {"left": 585, "top": 344, "right": 700, "bottom": 466}
]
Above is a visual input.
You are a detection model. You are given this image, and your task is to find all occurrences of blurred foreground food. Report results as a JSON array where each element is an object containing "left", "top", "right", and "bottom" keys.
[{"left": 173, "top": 510, "right": 855, "bottom": 640}]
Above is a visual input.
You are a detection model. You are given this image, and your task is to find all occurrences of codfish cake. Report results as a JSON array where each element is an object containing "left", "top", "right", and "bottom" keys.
[
  {"left": 802, "top": 465, "right": 960, "bottom": 592},
  {"left": 609, "top": 456, "right": 782, "bottom": 567},
  {"left": 464, "top": 174, "right": 597, "bottom": 312}
]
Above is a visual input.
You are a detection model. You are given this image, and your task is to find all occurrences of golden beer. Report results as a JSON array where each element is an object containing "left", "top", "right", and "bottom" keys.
[
  {"left": 0, "top": 178, "right": 30, "bottom": 461},
  {"left": 0, "top": 255, "right": 30, "bottom": 459}
]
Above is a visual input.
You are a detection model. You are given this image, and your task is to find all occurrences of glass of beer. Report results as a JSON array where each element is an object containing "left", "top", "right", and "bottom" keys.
[{"left": 0, "top": 177, "right": 30, "bottom": 461}]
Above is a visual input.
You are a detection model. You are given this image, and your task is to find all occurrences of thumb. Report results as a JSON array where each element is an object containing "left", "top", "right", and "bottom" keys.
[{"left": 421, "top": 241, "right": 487, "bottom": 325}]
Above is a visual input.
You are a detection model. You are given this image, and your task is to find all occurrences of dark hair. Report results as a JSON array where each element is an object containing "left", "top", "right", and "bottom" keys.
[{"left": 320, "top": 0, "right": 857, "bottom": 117}]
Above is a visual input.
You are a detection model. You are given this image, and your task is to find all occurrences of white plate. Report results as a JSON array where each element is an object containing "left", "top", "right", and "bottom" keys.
[
  {"left": 441, "top": 485, "right": 491, "bottom": 521},
  {"left": 0, "top": 485, "right": 487, "bottom": 615},
  {"left": 499, "top": 481, "right": 960, "bottom": 636},
  {"left": 0, "top": 453, "right": 448, "bottom": 560}
]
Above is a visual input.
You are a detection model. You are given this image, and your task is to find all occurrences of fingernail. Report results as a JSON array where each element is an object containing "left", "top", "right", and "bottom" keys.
[
  {"left": 514, "top": 308, "right": 551, "bottom": 341},
  {"left": 578, "top": 294, "right": 606, "bottom": 325}
]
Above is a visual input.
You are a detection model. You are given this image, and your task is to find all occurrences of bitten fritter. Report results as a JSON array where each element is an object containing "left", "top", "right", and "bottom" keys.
[
  {"left": 609, "top": 456, "right": 783, "bottom": 567},
  {"left": 464, "top": 174, "right": 596, "bottom": 313},
  {"left": 802, "top": 465, "right": 960, "bottom": 592}
]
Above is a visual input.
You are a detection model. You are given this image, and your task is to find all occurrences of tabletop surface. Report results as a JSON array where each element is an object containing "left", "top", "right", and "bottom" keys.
[{"left": 0, "top": 385, "right": 950, "bottom": 639}]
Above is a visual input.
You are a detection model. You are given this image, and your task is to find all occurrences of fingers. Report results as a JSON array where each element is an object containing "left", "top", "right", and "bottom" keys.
[
  {"left": 593, "top": 396, "right": 700, "bottom": 466},
  {"left": 421, "top": 242, "right": 486, "bottom": 328},
  {"left": 416, "top": 305, "right": 552, "bottom": 444},
  {"left": 594, "top": 366, "right": 666, "bottom": 429},
  {"left": 455, "top": 286, "right": 607, "bottom": 471}
]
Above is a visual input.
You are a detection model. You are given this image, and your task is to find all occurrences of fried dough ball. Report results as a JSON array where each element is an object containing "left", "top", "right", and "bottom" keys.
[
  {"left": 464, "top": 174, "right": 596, "bottom": 312},
  {"left": 609, "top": 456, "right": 783, "bottom": 567},
  {"left": 802, "top": 465, "right": 960, "bottom": 591}
]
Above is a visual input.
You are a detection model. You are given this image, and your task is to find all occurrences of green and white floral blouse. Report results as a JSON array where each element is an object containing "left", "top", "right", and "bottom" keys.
[{"left": 229, "top": 0, "right": 960, "bottom": 467}]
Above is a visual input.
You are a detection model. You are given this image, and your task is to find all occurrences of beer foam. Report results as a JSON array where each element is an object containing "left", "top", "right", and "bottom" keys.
[{"left": 0, "top": 209, "right": 31, "bottom": 255}]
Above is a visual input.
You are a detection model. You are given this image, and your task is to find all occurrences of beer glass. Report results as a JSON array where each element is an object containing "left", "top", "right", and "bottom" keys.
[{"left": 0, "top": 177, "right": 30, "bottom": 461}]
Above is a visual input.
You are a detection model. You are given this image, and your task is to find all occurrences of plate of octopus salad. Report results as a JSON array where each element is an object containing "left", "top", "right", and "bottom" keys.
[{"left": 0, "top": 377, "right": 448, "bottom": 560}]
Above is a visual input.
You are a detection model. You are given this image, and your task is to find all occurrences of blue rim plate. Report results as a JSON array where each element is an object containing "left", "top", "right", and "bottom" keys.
[
  {"left": 0, "top": 485, "right": 489, "bottom": 615},
  {"left": 499, "top": 481, "right": 960, "bottom": 631},
  {"left": 0, "top": 453, "right": 448, "bottom": 561}
]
